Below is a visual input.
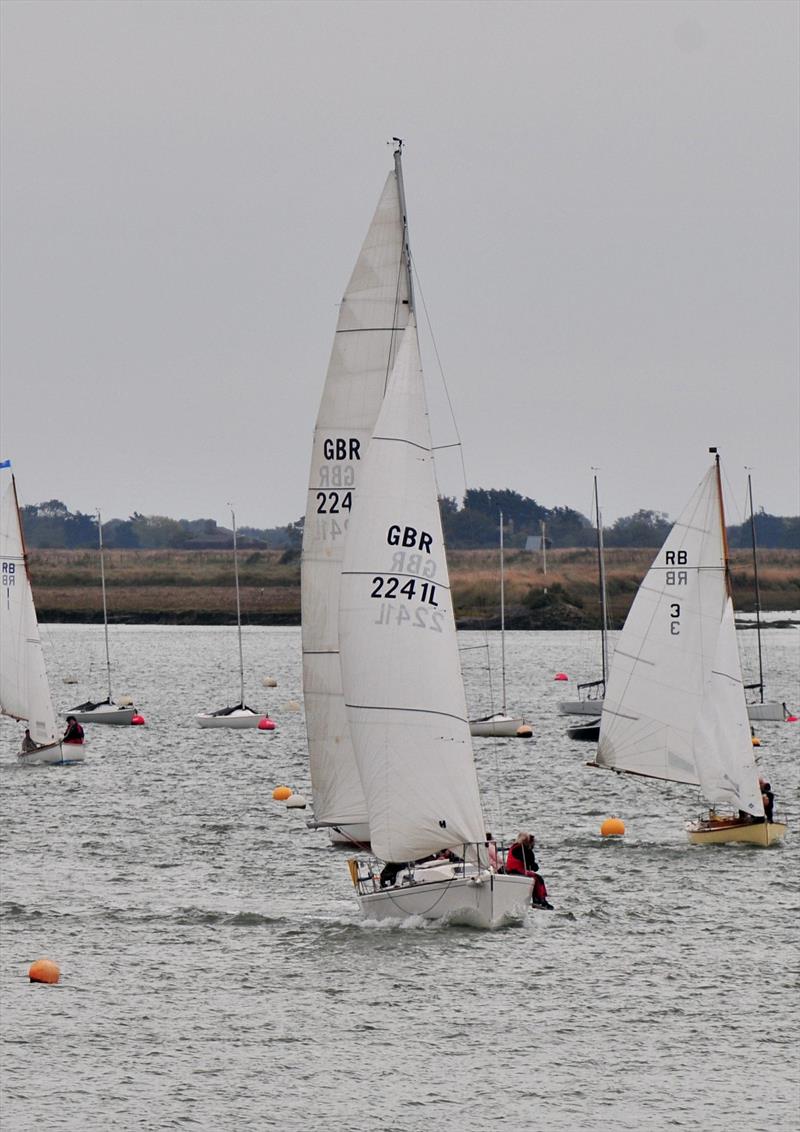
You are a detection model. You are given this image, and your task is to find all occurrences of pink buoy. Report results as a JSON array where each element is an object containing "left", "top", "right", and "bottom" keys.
[
  {"left": 131, "top": 714, "right": 146, "bottom": 725},
  {"left": 554, "top": 673, "right": 568, "bottom": 682},
  {"left": 258, "top": 717, "right": 276, "bottom": 731},
  {"left": 786, "top": 714, "right": 798, "bottom": 723}
]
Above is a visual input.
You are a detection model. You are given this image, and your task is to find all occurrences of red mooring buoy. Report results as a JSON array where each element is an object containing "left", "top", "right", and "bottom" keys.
[
  {"left": 131, "top": 714, "right": 146, "bottom": 725},
  {"left": 258, "top": 717, "right": 276, "bottom": 731},
  {"left": 554, "top": 673, "right": 568, "bottom": 682}
]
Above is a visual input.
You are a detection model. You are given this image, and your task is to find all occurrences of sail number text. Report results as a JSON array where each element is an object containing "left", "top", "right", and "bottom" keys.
[
  {"left": 664, "top": 550, "right": 688, "bottom": 587},
  {"left": 669, "top": 602, "right": 680, "bottom": 635}
]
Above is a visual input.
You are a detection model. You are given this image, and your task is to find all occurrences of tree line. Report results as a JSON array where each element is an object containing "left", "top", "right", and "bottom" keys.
[{"left": 19, "top": 492, "right": 799, "bottom": 551}]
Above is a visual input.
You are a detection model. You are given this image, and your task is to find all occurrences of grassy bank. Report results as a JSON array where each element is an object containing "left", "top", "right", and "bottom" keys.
[{"left": 27, "top": 547, "right": 799, "bottom": 628}]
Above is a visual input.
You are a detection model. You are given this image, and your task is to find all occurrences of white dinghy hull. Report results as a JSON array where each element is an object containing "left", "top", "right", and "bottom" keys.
[
  {"left": 18, "top": 741, "right": 86, "bottom": 766},
  {"left": 469, "top": 713, "right": 527, "bottom": 738},
  {"left": 67, "top": 704, "right": 135, "bottom": 726},
  {"left": 328, "top": 823, "right": 371, "bottom": 847},
  {"left": 746, "top": 702, "right": 786, "bottom": 723},
  {"left": 357, "top": 871, "right": 533, "bottom": 929},
  {"left": 196, "top": 709, "right": 264, "bottom": 729},
  {"left": 558, "top": 698, "right": 605, "bottom": 716}
]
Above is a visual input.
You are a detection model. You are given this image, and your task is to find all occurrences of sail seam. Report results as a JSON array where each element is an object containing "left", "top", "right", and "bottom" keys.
[
  {"left": 346, "top": 703, "right": 467, "bottom": 723},
  {"left": 341, "top": 570, "right": 450, "bottom": 588},
  {"left": 336, "top": 327, "right": 407, "bottom": 334}
]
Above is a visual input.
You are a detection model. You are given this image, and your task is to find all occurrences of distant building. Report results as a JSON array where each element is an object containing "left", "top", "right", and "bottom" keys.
[{"left": 525, "top": 535, "right": 552, "bottom": 551}]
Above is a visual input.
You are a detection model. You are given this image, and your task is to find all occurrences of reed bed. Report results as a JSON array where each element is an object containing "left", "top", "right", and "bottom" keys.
[{"left": 28, "top": 547, "right": 798, "bottom": 625}]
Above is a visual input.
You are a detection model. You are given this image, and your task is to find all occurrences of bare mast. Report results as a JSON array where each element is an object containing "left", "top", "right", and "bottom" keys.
[
  {"left": 97, "top": 510, "right": 112, "bottom": 702},
  {"left": 592, "top": 471, "right": 609, "bottom": 691},
  {"left": 230, "top": 508, "right": 245, "bottom": 705},
  {"left": 746, "top": 470, "right": 765, "bottom": 704}
]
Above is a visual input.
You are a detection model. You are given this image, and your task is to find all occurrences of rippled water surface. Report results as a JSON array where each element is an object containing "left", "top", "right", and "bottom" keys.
[{"left": 2, "top": 625, "right": 798, "bottom": 1130}]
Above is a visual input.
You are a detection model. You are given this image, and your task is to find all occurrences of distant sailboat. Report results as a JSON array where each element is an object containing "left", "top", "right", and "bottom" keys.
[
  {"left": 559, "top": 473, "right": 610, "bottom": 717},
  {"left": 1, "top": 463, "right": 85, "bottom": 765},
  {"left": 67, "top": 509, "right": 138, "bottom": 725},
  {"left": 469, "top": 512, "right": 531, "bottom": 738},
  {"left": 741, "top": 472, "right": 787, "bottom": 722},
  {"left": 300, "top": 144, "right": 412, "bottom": 845},
  {"left": 196, "top": 509, "right": 274, "bottom": 729},
  {"left": 592, "top": 450, "right": 786, "bottom": 847}
]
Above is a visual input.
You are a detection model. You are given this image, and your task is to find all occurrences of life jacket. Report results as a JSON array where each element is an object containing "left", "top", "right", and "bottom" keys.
[{"left": 65, "top": 722, "right": 84, "bottom": 743}]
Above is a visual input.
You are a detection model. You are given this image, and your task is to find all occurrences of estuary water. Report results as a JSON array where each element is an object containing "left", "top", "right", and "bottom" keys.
[{"left": 1, "top": 624, "right": 798, "bottom": 1131}]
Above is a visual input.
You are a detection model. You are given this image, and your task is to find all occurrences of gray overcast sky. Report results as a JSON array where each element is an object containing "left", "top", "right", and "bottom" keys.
[{"left": 1, "top": 0, "right": 797, "bottom": 531}]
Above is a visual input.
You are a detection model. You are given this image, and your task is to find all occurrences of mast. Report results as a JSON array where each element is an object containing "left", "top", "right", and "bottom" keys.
[
  {"left": 499, "top": 511, "right": 506, "bottom": 712},
  {"left": 746, "top": 471, "right": 765, "bottom": 703},
  {"left": 231, "top": 508, "right": 245, "bottom": 705},
  {"left": 393, "top": 139, "right": 415, "bottom": 317},
  {"left": 710, "top": 448, "right": 732, "bottom": 596},
  {"left": 592, "top": 471, "right": 609, "bottom": 690},
  {"left": 97, "top": 509, "right": 112, "bottom": 701}
]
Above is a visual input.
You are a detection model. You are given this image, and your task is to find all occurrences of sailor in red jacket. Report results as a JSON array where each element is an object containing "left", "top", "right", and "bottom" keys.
[
  {"left": 63, "top": 716, "right": 85, "bottom": 744},
  {"left": 505, "top": 832, "right": 553, "bottom": 909}
]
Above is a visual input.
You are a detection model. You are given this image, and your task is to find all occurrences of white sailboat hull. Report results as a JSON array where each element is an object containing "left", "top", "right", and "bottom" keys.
[
  {"left": 469, "top": 713, "right": 527, "bottom": 737},
  {"left": 18, "top": 741, "right": 86, "bottom": 766},
  {"left": 196, "top": 709, "right": 264, "bottom": 729},
  {"left": 357, "top": 871, "right": 533, "bottom": 929},
  {"left": 746, "top": 702, "right": 786, "bottom": 722},
  {"left": 66, "top": 704, "right": 135, "bottom": 725},
  {"left": 558, "top": 698, "right": 605, "bottom": 716},
  {"left": 328, "top": 823, "right": 371, "bottom": 846}
]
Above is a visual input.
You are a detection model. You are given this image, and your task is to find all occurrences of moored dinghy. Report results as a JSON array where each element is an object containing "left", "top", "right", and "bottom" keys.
[
  {"left": 1, "top": 463, "right": 85, "bottom": 765},
  {"left": 339, "top": 307, "right": 534, "bottom": 926},
  {"left": 592, "top": 449, "right": 786, "bottom": 847},
  {"left": 196, "top": 508, "right": 274, "bottom": 730},
  {"left": 66, "top": 510, "right": 138, "bottom": 725}
]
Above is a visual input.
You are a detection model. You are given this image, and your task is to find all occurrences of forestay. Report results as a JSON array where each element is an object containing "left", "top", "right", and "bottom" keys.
[
  {"left": 338, "top": 319, "right": 486, "bottom": 863},
  {"left": 301, "top": 168, "right": 411, "bottom": 827},
  {"left": 0, "top": 478, "right": 58, "bottom": 744}
]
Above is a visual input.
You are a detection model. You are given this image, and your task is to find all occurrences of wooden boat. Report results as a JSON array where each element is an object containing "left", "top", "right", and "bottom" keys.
[{"left": 592, "top": 449, "right": 786, "bottom": 848}]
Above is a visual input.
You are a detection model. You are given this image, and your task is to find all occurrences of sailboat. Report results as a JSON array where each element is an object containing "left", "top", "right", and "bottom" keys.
[
  {"left": 340, "top": 318, "right": 534, "bottom": 925},
  {"left": 67, "top": 509, "right": 138, "bottom": 725},
  {"left": 300, "top": 143, "right": 413, "bottom": 845},
  {"left": 469, "top": 512, "right": 530, "bottom": 738},
  {"left": 592, "top": 449, "right": 786, "bottom": 847},
  {"left": 197, "top": 509, "right": 274, "bottom": 729},
  {"left": 741, "top": 473, "right": 787, "bottom": 722},
  {"left": 1, "top": 463, "right": 85, "bottom": 765},
  {"left": 559, "top": 473, "right": 610, "bottom": 719}
]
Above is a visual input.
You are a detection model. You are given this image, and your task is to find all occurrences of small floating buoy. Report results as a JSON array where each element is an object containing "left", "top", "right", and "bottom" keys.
[
  {"left": 29, "top": 959, "right": 60, "bottom": 984},
  {"left": 286, "top": 793, "right": 307, "bottom": 809},
  {"left": 786, "top": 714, "right": 798, "bottom": 723},
  {"left": 262, "top": 677, "right": 278, "bottom": 688},
  {"left": 130, "top": 714, "right": 146, "bottom": 726},
  {"left": 258, "top": 717, "right": 276, "bottom": 731},
  {"left": 752, "top": 735, "right": 761, "bottom": 747},
  {"left": 272, "top": 786, "right": 292, "bottom": 801},
  {"left": 516, "top": 724, "right": 533, "bottom": 738},
  {"left": 554, "top": 673, "right": 568, "bottom": 682},
  {"left": 600, "top": 817, "right": 625, "bottom": 837}
]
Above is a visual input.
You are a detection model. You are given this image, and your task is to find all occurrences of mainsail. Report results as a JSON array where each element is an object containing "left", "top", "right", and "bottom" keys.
[
  {"left": 0, "top": 476, "right": 58, "bottom": 745},
  {"left": 338, "top": 319, "right": 486, "bottom": 863},
  {"left": 597, "top": 459, "right": 763, "bottom": 816},
  {"left": 301, "top": 160, "right": 411, "bottom": 827}
]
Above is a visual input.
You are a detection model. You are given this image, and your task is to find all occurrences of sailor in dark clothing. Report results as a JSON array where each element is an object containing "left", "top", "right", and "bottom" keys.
[
  {"left": 759, "top": 778, "right": 775, "bottom": 823},
  {"left": 505, "top": 832, "right": 553, "bottom": 909},
  {"left": 63, "top": 716, "right": 84, "bottom": 744},
  {"left": 379, "top": 862, "right": 404, "bottom": 888}
]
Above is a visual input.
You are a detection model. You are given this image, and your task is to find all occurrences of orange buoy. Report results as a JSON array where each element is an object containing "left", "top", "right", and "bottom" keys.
[
  {"left": 29, "top": 959, "right": 60, "bottom": 984},
  {"left": 258, "top": 717, "right": 276, "bottom": 731},
  {"left": 131, "top": 714, "right": 146, "bottom": 725},
  {"left": 554, "top": 673, "right": 568, "bottom": 681},
  {"left": 516, "top": 724, "right": 533, "bottom": 738},
  {"left": 600, "top": 817, "right": 625, "bottom": 837},
  {"left": 272, "top": 786, "right": 292, "bottom": 801},
  {"left": 751, "top": 735, "right": 761, "bottom": 747}
]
